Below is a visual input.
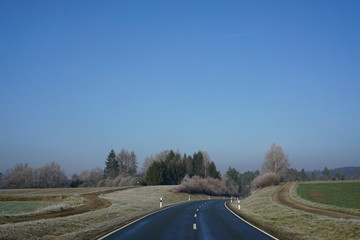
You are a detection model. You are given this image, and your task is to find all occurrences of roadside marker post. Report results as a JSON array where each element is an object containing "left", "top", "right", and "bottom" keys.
[
  {"left": 237, "top": 200, "right": 240, "bottom": 210},
  {"left": 188, "top": 196, "right": 191, "bottom": 202},
  {"left": 231, "top": 196, "right": 233, "bottom": 203},
  {"left": 160, "top": 197, "right": 163, "bottom": 208}
]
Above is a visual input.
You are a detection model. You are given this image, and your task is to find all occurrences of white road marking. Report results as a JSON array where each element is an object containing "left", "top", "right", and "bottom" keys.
[
  {"left": 193, "top": 223, "right": 197, "bottom": 230},
  {"left": 224, "top": 202, "right": 279, "bottom": 240},
  {"left": 194, "top": 214, "right": 197, "bottom": 217}
]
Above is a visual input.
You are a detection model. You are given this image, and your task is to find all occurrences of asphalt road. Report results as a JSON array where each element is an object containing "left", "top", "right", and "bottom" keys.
[{"left": 100, "top": 199, "right": 276, "bottom": 240}]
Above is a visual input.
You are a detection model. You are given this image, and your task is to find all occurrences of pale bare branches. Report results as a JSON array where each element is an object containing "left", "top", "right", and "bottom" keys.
[{"left": 262, "top": 143, "right": 290, "bottom": 174}]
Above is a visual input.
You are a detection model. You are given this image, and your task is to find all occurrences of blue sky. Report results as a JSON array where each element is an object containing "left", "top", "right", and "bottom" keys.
[{"left": 1, "top": 1, "right": 359, "bottom": 174}]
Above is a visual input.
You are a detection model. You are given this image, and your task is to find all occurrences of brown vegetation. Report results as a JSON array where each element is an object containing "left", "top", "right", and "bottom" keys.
[
  {"left": 251, "top": 172, "right": 280, "bottom": 190},
  {"left": 175, "top": 175, "right": 238, "bottom": 196}
]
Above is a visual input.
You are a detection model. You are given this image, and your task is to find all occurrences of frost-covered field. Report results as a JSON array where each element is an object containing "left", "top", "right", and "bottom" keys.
[
  {"left": 0, "top": 186, "right": 208, "bottom": 239},
  {"left": 228, "top": 184, "right": 360, "bottom": 240}
]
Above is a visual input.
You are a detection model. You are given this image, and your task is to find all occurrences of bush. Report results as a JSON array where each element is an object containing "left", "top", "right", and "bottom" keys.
[
  {"left": 251, "top": 172, "right": 280, "bottom": 190},
  {"left": 98, "top": 175, "right": 138, "bottom": 187},
  {"left": 175, "top": 176, "right": 238, "bottom": 196}
]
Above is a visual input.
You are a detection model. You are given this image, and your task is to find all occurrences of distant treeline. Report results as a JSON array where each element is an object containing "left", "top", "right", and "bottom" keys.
[
  {"left": 1, "top": 146, "right": 358, "bottom": 196},
  {"left": 0, "top": 149, "right": 259, "bottom": 196},
  {"left": 143, "top": 150, "right": 220, "bottom": 185},
  {"left": 0, "top": 162, "right": 69, "bottom": 189}
]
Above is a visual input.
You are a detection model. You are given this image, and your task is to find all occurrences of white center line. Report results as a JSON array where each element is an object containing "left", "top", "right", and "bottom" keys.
[
  {"left": 193, "top": 223, "right": 197, "bottom": 230},
  {"left": 194, "top": 214, "right": 197, "bottom": 218}
]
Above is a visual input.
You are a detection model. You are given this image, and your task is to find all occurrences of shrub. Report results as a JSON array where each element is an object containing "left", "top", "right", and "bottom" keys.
[
  {"left": 251, "top": 172, "right": 280, "bottom": 191},
  {"left": 97, "top": 175, "right": 138, "bottom": 187},
  {"left": 175, "top": 175, "right": 238, "bottom": 196}
]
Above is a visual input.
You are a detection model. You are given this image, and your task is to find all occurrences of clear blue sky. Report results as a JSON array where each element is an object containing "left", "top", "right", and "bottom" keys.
[{"left": 1, "top": 1, "right": 359, "bottom": 175}]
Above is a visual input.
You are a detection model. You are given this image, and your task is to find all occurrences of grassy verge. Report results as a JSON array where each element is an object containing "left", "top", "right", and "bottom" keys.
[
  {"left": 227, "top": 184, "right": 360, "bottom": 240},
  {"left": 0, "top": 186, "right": 209, "bottom": 239},
  {"left": 290, "top": 181, "right": 360, "bottom": 216}
]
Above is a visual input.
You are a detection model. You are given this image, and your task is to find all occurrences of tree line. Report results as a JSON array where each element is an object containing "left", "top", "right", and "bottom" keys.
[
  {"left": 0, "top": 162, "right": 68, "bottom": 189},
  {"left": 0, "top": 148, "right": 139, "bottom": 189},
  {"left": 1, "top": 144, "right": 358, "bottom": 192},
  {"left": 244, "top": 143, "right": 360, "bottom": 192},
  {"left": 144, "top": 150, "right": 220, "bottom": 185}
]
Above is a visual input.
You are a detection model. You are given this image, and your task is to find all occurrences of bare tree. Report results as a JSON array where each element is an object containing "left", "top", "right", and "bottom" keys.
[
  {"left": 154, "top": 150, "right": 169, "bottom": 162},
  {"left": 201, "top": 151, "right": 211, "bottom": 178},
  {"left": 80, "top": 167, "right": 103, "bottom": 186},
  {"left": 142, "top": 155, "right": 155, "bottom": 173},
  {"left": 117, "top": 149, "right": 128, "bottom": 175},
  {"left": 129, "top": 151, "right": 137, "bottom": 175},
  {"left": 7, "top": 163, "right": 34, "bottom": 188},
  {"left": 0, "top": 172, "right": 3, "bottom": 188},
  {"left": 117, "top": 149, "right": 138, "bottom": 176},
  {"left": 39, "top": 162, "right": 68, "bottom": 188},
  {"left": 6, "top": 162, "right": 67, "bottom": 188},
  {"left": 262, "top": 143, "right": 290, "bottom": 174}
]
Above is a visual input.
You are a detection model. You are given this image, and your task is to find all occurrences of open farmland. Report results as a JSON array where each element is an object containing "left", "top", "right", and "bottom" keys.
[
  {"left": 227, "top": 183, "right": 360, "bottom": 240},
  {"left": 0, "top": 186, "right": 209, "bottom": 239},
  {"left": 291, "top": 181, "right": 360, "bottom": 216},
  {"left": 295, "top": 181, "right": 360, "bottom": 209},
  {"left": 0, "top": 201, "right": 60, "bottom": 215}
]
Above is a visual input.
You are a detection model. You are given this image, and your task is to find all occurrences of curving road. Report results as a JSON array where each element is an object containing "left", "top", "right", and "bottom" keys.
[{"left": 99, "top": 199, "right": 276, "bottom": 240}]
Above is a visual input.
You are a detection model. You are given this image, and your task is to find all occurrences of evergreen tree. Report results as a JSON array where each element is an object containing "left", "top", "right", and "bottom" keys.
[
  {"left": 300, "top": 168, "right": 308, "bottom": 181},
  {"left": 185, "top": 155, "right": 194, "bottom": 176},
  {"left": 226, "top": 166, "right": 241, "bottom": 192},
  {"left": 208, "top": 161, "right": 221, "bottom": 179},
  {"left": 311, "top": 171, "right": 318, "bottom": 181},
  {"left": 145, "top": 161, "right": 166, "bottom": 185},
  {"left": 104, "top": 149, "right": 119, "bottom": 178},
  {"left": 334, "top": 172, "right": 344, "bottom": 180},
  {"left": 240, "top": 170, "right": 260, "bottom": 196},
  {"left": 322, "top": 167, "right": 331, "bottom": 180},
  {"left": 193, "top": 151, "right": 204, "bottom": 177},
  {"left": 285, "top": 168, "right": 300, "bottom": 181}
]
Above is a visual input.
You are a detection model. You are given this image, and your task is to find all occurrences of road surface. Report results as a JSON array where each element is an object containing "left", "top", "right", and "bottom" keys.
[{"left": 100, "top": 199, "right": 276, "bottom": 240}]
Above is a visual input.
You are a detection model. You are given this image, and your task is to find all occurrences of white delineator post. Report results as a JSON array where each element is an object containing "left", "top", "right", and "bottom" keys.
[
  {"left": 237, "top": 199, "right": 241, "bottom": 210},
  {"left": 231, "top": 196, "right": 233, "bottom": 203},
  {"left": 188, "top": 196, "right": 191, "bottom": 202},
  {"left": 160, "top": 197, "right": 163, "bottom": 208}
]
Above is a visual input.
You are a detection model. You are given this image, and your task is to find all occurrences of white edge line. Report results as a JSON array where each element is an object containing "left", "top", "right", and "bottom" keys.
[
  {"left": 98, "top": 200, "right": 206, "bottom": 240},
  {"left": 224, "top": 202, "right": 279, "bottom": 240},
  {"left": 97, "top": 204, "right": 177, "bottom": 240}
]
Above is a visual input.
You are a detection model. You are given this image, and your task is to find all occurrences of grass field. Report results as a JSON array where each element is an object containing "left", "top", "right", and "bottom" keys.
[
  {"left": 228, "top": 183, "right": 360, "bottom": 240},
  {"left": 0, "top": 192, "right": 88, "bottom": 217},
  {"left": 0, "top": 186, "right": 209, "bottom": 239},
  {"left": 296, "top": 181, "right": 360, "bottom": 209},
  {"left": 290, "top": 181, "right": 360, "bottom": 216},
  {"left": 0, "top": 201, "right": 59, "bottom": 215}
]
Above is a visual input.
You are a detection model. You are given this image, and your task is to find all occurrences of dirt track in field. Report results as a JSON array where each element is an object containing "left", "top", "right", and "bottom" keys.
[
  {"left": 0, "top": 188, "right": 136, "bottom": 224},
  {"left": 0, "top": 194, "right": 110, "bottom": 224},
  {"left": 272, "top": 182, "right": 360, "bottom": 219}
]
